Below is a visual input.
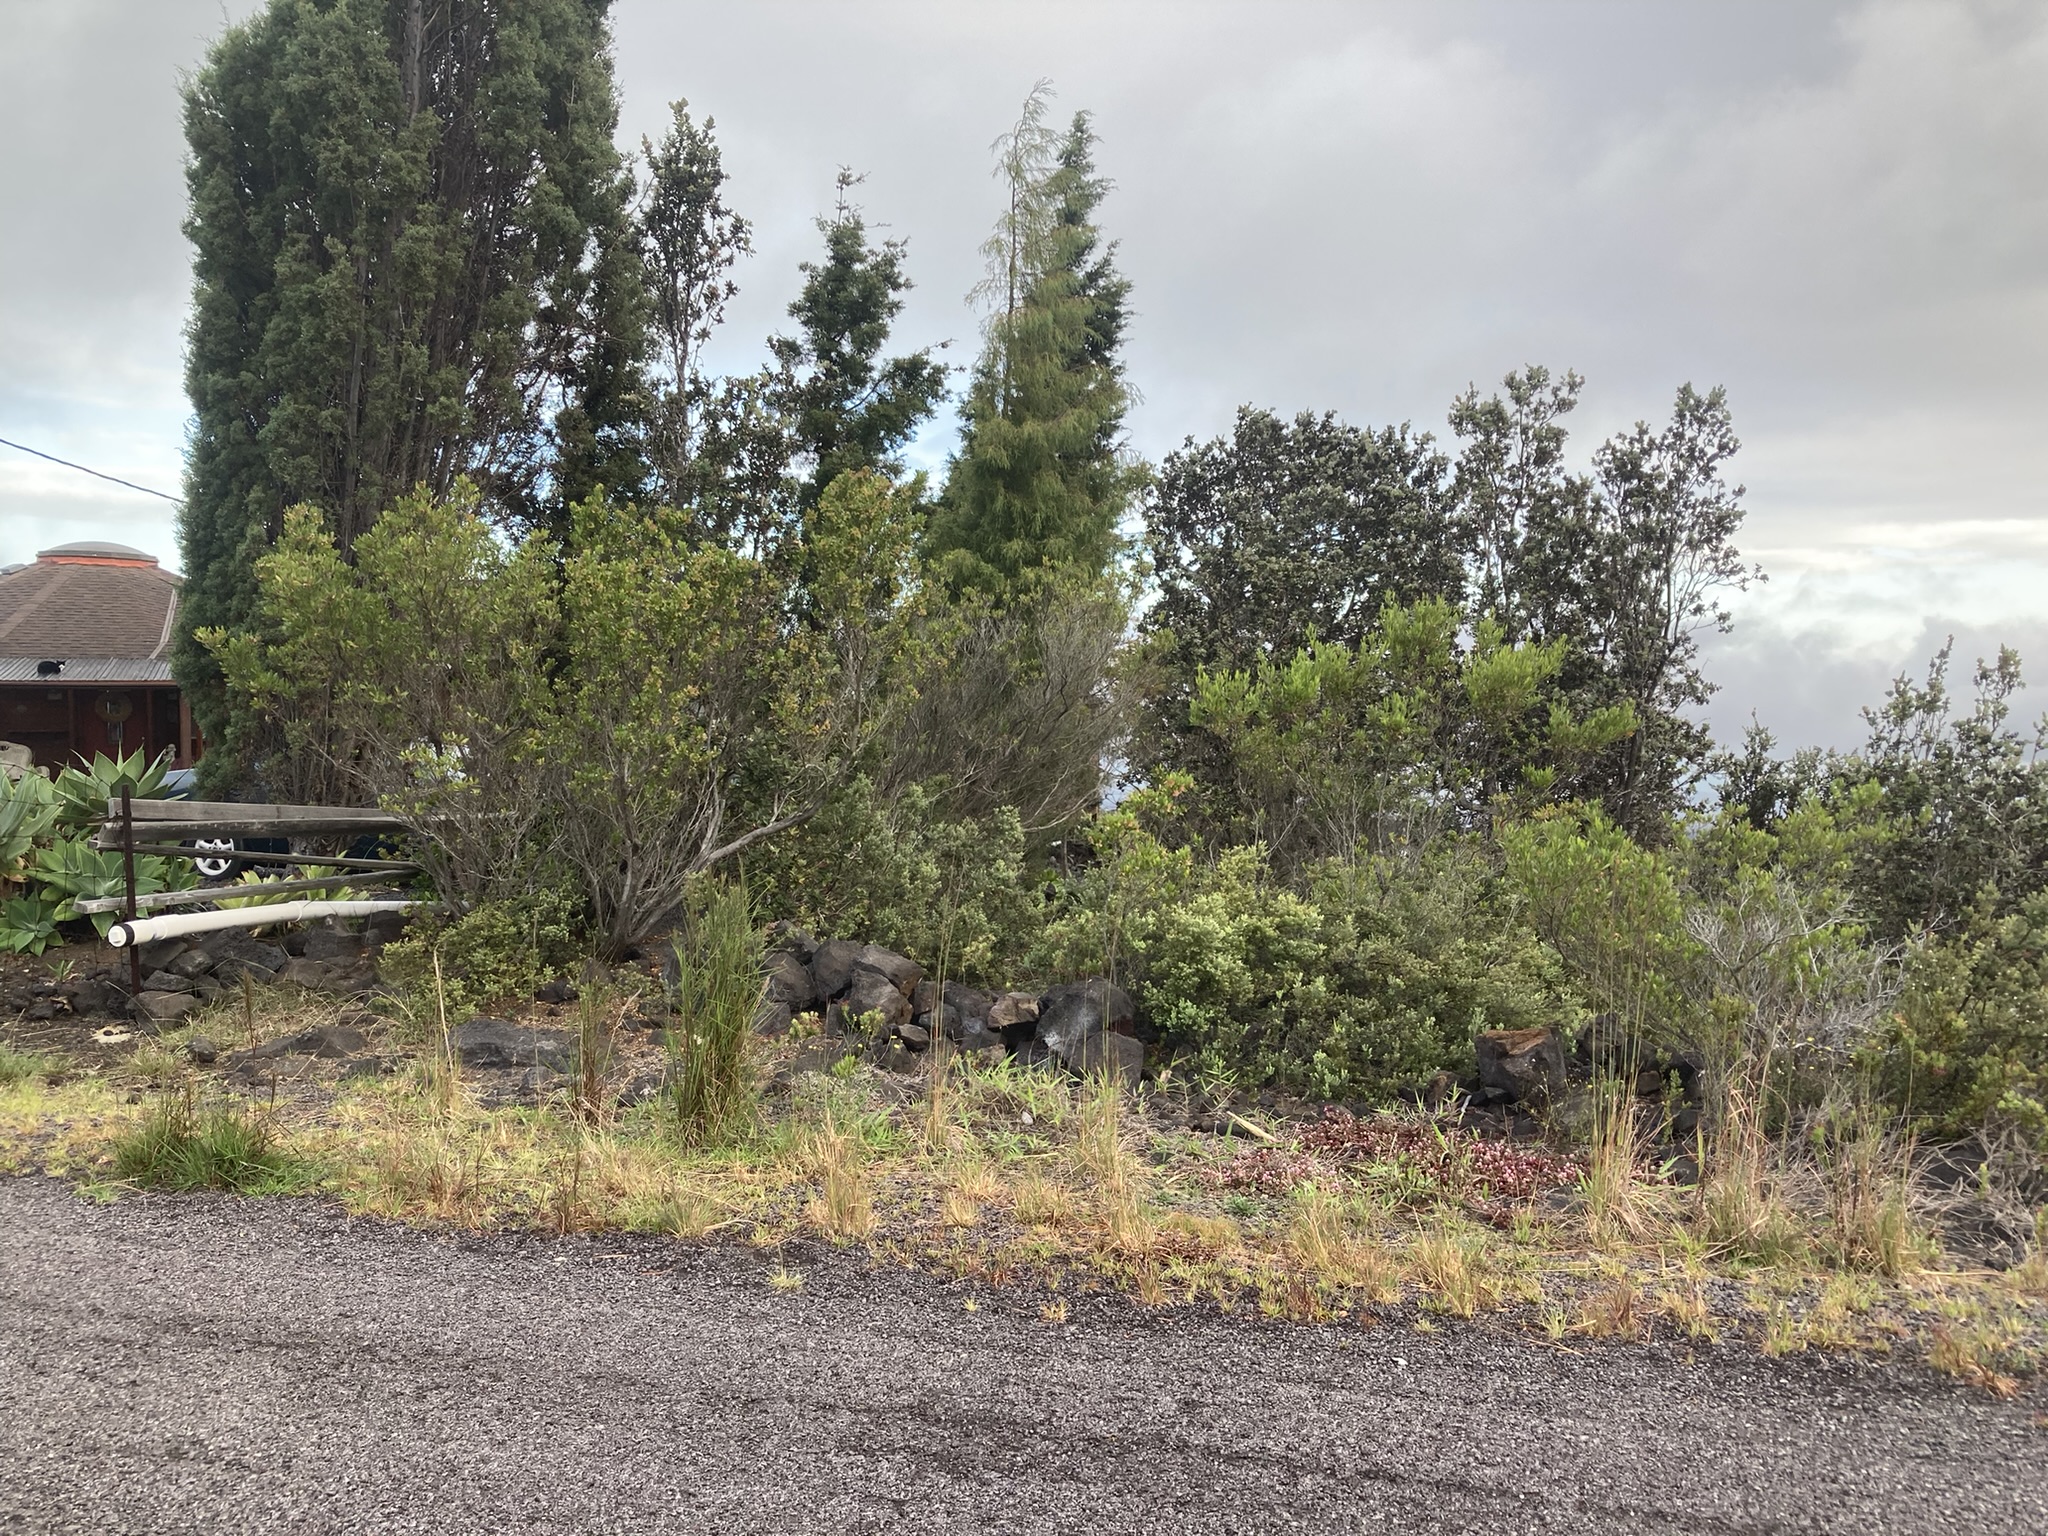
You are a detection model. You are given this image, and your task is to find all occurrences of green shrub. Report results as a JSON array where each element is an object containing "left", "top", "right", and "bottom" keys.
[
  {"left": 1141, "top": 840, "right": 1578, "bottom": 1102},
  {"left": 750, "top": 778, "right": 1039, "bottom": 983},
  {"left": 1869, "top": 890, "right": 2048, "bottom": 1147},
  {"left": 381, "top": 885, "right": 586, "bottom": 1017},
  {"left": 1301, "top": 848, "right": 1580, "bottom": 1098},
  {"left": 1500, "top": 805, "right": 1696, "bottom": 1064}
]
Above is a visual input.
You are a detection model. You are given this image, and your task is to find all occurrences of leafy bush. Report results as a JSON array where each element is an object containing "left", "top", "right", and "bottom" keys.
[
  {"left": 1033, "top": 789, "right": 1577, "bottom": 1102},
  {"left": 1676, "top": 799, "right": 1892, "bottom": 1121},
  {"left": 209, "top": 472, "right": 929, "bottom": 955},
  {"left": 380, "top": 886, "right": 586, "bottom": 1018},
  {"left": 1846, "top": 644, "right": 2048, "bottom": 943},
  {"left": 883, "top": 569, "right": 1131, "bottom": 837},
  {"left": 1183, "top": 596, "right": 1634, "bottom": 869},
  {"left": 1302, "top": 849, "right": 1580, "bottom": 1098},
  {"left": 1500, "top": 805, "right": 1695, "bottom": 1065},
  {"left": 1869, "top": 891, "right": 2048, "bottom": 1147},
  {"left": 1143, "top": 840, "right": 1578, "bottom": 1101},
  {"left": 751, "top": 778, "right": 1038, "bottom": 983}
]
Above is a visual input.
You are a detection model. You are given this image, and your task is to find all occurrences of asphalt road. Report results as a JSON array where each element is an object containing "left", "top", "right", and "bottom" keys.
[{"left": 1, "top": 1175, "right": 2042, "bottom": 1535}]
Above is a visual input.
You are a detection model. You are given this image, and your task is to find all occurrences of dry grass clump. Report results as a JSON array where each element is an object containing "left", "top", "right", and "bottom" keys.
[
  {"left": 1928, "top": 1322, "right": 2022, "bottom": 1398},
  {"left": 1811, "top": 1098, "right": 1928, "bottom": 1277},
  {"left": 808, "top": 1113, "right": 876, "bottom": 1240},
  {"left": 1012, "top": 1173, "right": 1080, "bottom": 1231},
  {"left": 1575, "top": 1271, "right": 1645, "bottom": 1341},
  {"left": 1407, "top": 1223, "right": 1501, "bottom": 1318},
  {"left": 1157, "top": 1210, "right": 1241, "bottom": 1256},
  {"left": 365, "top": 1127, "right": 484, "bottom": 1223},
  {"left": 1285, "top": 1186, "right": 1398, "bottom": 1301},
  {"left": 2009, "top": 1217, "right": 2048, "bottom": 1299},
  {"left": 1654, "top": 1276, "right": 1715, "bottom": 1342},
  {"left": 1694, "top": 1080, "right": 1803, "bottom": 1265},
  {"left": 1581, "top": 1080, "right": 1668, "bottom": 1249},
  {"left": 942, "top": 1189, "right": 982, "bottom": 1228},
  {"left": 123, "top": 1037, "right": 190, "bottom": 1090},
  {"left": 1070, "top": 1070, "right": 1157, "bottom": 1256},
  {"left": 956, "top": 1058, "right": 1073, "bottom": 1135}
]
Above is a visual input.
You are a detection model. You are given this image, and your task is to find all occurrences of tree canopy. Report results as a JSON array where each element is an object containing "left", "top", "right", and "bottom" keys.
[{"left": 176, "top": 0, "right": 640, "bottom": 758}]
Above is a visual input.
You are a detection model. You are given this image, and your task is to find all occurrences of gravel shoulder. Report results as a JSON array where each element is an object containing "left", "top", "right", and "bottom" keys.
[{"left": 1, "top": 1174, "right": 2043, "bottom": 1536}]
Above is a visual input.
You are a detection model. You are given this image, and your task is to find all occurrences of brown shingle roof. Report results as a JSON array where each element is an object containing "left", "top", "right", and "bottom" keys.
[{"left": 0, "top": 549, "right": 182, "bottom": 669}]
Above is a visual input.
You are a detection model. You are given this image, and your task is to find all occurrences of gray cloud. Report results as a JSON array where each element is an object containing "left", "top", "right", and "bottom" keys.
[{"left": 4, "top": 0, "right": 2045, "bottom": 751}]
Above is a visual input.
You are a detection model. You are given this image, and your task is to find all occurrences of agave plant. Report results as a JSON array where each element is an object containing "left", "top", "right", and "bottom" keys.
[
  {"left": 30, "top": 837, "right": 197, "bottom": 936},
  {"left": 0, "top": 892, "right": 63, "bottom": 956},
  {"left": 51, "top": 747, "right": 176, "bottom": 832},
  {"left": 213, "top": 870, "right": 356, "bottom": 909},
  {"left": 0, "top": 773, "right": 59, "bottom": 870}
]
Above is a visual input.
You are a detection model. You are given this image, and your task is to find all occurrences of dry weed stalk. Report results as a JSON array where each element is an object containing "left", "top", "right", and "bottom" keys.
[
  {"left": 550, "top": 1135, "right": 589, "bottom": 1235},
  {"left": 420, "top": 948, "right": 462, "bottom": 1119},
  {"left": 1072, "top": 1069, "right": 1155, "bottom": 1255},
  {"left": 574, "top": 988, "right": 628, "bottom": 1126}
]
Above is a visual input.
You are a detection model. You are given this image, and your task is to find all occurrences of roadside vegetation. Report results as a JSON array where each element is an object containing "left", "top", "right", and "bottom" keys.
[{"left": 2, "top": 0, "right": 2044, "bottom": 1402}]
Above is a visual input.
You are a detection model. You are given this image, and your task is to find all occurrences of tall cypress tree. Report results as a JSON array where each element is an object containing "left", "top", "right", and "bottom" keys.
[
  {"left": 924, "top": 86, "right": 1140, "bottom": 594},
  {"left": 768, "top": 172, "right": 950, "bottom": 509},
  {"left": 175, "top": 0, "right": 640, "bottom": 760}
]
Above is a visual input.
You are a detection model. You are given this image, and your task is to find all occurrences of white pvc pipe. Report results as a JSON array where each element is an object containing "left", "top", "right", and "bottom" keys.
[{"left": 105, "top": 899, "right": 426, "bottom": 949}]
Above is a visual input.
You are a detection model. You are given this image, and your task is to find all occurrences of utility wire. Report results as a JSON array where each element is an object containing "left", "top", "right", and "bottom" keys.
[{"left": 0, "top": 434, "right": 182, "bottom": 504}]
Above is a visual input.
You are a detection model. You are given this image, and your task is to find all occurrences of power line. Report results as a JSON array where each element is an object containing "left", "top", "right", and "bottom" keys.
[{"left": 0, "top": 434, "right": 182, "bottom": 504}]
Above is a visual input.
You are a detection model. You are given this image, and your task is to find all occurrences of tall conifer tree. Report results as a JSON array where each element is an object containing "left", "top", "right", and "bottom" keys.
[
  {"left": 925, "top": 85, "right": 1139, "bottom": 594},
  {"left": 769, "top": 172, "right": 949, "bottom": 509},
  {"left": 175, "top": 0, "right": 640, "bottom": 759}
]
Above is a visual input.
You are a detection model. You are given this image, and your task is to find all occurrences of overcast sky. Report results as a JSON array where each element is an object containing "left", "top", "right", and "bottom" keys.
[{"left": 3, "top": 0, "right": 2045, "bottom": 751}]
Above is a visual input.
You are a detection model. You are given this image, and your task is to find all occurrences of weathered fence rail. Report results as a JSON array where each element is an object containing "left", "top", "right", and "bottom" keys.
[{"left": 94, "top": 792, "right": 428, "bottom": 995}]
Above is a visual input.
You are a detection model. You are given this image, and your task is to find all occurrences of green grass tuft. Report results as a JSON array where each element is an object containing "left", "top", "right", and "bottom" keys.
[
  {"left": 108, "top": 1091, "right": 321, "bottom": 1195},
  {"left": 0, "top": 1043, "right": 61, "bottom": 1089}
]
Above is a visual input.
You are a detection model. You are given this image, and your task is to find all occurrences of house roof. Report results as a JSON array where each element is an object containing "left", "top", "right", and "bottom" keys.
[{"left": 0, "top": 544, "right": 182, "bottom": 682}]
